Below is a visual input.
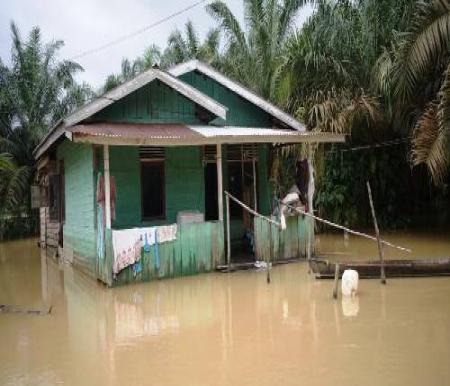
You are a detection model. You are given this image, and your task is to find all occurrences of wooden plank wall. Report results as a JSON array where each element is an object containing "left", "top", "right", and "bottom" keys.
[
  {"left": 254, "top": 215, "right": 308, "bottom": 262},
  {"left": 91, "top": 80, "right": 204, "bottom": 125},
  {"left": 102, "top": 221, "right": 224, "bottom": 287},
  {"left": 57, "top": 141, "right": 97, "bottom": 277}
]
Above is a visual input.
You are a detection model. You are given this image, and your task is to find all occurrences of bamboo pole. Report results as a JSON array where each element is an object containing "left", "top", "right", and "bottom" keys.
[
  {"left": 226, "top": 194, "right": 231, "bottom": 270},
  {"left": 366, "top": 182, "right": 386, "bottom": 284},
  {"left": 224, "top": 191, "right": 281, "bottom": 228},
  {"left": 332, "top": 263, "right": 340, "bottom": 299},
  {"left": 275, "top": 199, "right": 411, "bottom": 253}
]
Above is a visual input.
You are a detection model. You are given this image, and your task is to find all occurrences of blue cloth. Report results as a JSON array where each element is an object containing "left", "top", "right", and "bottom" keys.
[
  {"left": 133, "top": 261, "right": 142, "bottom": 276},
  {"left": 96, "top": 205, "right": 105, "bottom": 260},
  {"left": 155, "top": 231, "right": 160, "bottom": 271}
]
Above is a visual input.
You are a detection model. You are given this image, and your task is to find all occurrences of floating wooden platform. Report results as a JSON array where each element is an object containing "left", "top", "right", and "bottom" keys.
[
  {"left": 0, "top": 304, "right": 52, "bottom": 315},
  {"left": 310, "top": 258, "right": 450, "bottom": 279}
]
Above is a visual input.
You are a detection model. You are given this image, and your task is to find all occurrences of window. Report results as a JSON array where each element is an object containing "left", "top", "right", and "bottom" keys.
[{"left": 140, "top": 147, "right": 165, "bottom": 219}]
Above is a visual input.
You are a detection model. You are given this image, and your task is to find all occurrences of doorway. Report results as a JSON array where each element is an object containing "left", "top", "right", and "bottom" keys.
[{"left": 204, "top": 163, "right": 218, "bottom": 221}]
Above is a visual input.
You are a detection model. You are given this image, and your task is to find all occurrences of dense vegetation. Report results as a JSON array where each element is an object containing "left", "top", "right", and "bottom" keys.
[
  {"left": 0, "top": 23, "right": 92, "bottom": 238},
  {"left": 1, "top": 0, "right": 449, "bottom": 238}
]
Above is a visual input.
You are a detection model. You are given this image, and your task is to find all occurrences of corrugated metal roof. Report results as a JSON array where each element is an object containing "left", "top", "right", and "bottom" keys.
[
  {"left": 68, "top": 123, "right": 345, "bottom": 146},
  {"left": 70, "top": 123, "right": 202, "bottom": 140},
  {"left": 189, "top": 126, "right": 303, "bottom": 137}
]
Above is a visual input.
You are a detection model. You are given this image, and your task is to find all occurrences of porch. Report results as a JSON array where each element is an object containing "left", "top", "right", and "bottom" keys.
[{"left": 90, "top": 136, "right": 310, "bottom": 286}]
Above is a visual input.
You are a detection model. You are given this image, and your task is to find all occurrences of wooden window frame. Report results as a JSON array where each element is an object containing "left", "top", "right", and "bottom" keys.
[{"left": 140, "top": 159, "right": 166, "bottom": 221}]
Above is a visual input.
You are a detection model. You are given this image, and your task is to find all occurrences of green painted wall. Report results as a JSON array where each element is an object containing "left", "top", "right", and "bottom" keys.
[
  {"left": 109, "top": 145, "right": 205, "bottom": 227},
  {"left": 165, "top": 146, "right": 204, "bottom": 222},
  {"left": 257, "top": 144, "right": 272, "bottom": 215},
  {"left": 110, "top": 146, "right": 141, "bottom": 228},
  {"left": 178, "top": 71, "right": 273, "bottom": 127},
  {"left": 110, "top": 221, "right": 224, "bottom": 286},
  {"left": 254, "top": 215, "right": 307, "bottom": 261},
  {"left": 91, "top": 80, "right": 205, "bottom": 124},
  {"left": 57, "top": 141, "right": 96, "bottom": 276}
]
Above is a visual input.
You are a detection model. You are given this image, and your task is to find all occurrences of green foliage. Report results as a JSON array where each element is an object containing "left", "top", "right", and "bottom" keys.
[
  {"left": 0, "top": 22, "right": 89, "bottom": 237},
  {"left": 315, "top": 145, "right": 413, "bottom": 229}
]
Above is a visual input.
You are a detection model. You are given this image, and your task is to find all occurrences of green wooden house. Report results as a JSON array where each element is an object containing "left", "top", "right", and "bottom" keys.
[{"left": 34, "top": 60, "right": 344, "bottom": 286}]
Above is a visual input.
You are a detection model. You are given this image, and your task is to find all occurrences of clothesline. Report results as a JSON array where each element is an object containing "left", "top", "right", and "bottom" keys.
[{"left": 274, "top": 198, "right": 412, "bottom": 253}]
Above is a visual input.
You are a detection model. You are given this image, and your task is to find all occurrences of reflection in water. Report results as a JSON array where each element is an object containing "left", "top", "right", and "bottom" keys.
[
  {"left": 0, "top": 230, "right": 450, "bottom": 385},
  {"left": 341, "top": 296, "right": 359, "bottom": 317}
]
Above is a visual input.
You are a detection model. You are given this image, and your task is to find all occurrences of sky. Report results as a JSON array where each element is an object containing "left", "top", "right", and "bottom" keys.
[{"left": 0, "top": 0, "right": 314, "bottom": 89}]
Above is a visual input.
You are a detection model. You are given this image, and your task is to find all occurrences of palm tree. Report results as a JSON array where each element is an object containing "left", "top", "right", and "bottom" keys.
[
  {"left": 207, "top": 0, "right": 310, "bottom": 100},
  {"left": 161, "top": 21, "right": 221, "bottom": 68},
  {"left": 376, "top": 0, "right": 450, "bottom": 184},
  {"left": 0, "top": 22, "right": 89, "bottom": 226}
]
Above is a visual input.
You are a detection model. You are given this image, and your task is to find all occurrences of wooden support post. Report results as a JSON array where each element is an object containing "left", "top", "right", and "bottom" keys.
[
  {"left": 217, "top": 144, "right": 224, "bottom": 222},
  {"left": 252, "top": 157, "right": 258, "bottom": 211},
  {"left": 104, "top": 144, "right": 111, "bottom": 229},
  {"left": 267, "top": 221, "right": 272, "bottom": 284},
  {"left": 366, "top": 181, "right": 386, "bottom": 285},
  {"left": 226, "top": 193, "right": 231, "bottom": 270},
  {"left": 306, "top": 144, "right": 315, "bottom": 271},
  {"left": 332, "top": 263, "right": 340, "bottom": 299}
]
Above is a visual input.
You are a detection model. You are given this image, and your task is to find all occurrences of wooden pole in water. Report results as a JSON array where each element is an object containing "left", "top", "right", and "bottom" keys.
[
  {"left": 366, "top": 181, "right": 387, "bottom": 285},
  {"left": 275, "top": 199, "right": 411, "bottom": 253},
  {"left": 226, "top": 194, "right": 231, "bottom": 271},
  {"left": 332, "top": 263, "right": 340, "bottom": 299}
]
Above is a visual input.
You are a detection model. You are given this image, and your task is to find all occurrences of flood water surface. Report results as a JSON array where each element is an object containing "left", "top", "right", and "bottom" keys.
[{"left": 1, "top": 231, "right": 450, "bottom": 385}]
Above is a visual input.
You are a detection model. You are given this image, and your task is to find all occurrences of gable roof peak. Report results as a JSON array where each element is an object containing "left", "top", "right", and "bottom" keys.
[{"left": 169, "top": 60, "right": 306, "bottom": 132}]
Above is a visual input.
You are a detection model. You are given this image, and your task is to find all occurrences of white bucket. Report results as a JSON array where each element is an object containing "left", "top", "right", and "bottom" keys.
[{"left": 341, "top": 269, "right": 359, "bottom": 297}]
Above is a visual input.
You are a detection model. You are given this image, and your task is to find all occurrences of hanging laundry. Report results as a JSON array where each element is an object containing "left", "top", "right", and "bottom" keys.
[
  {"left": 132, "top": 261, "right": 142, "bottom": 277},
  {"left": 112, "top": 229, "right": 142, "bottom": 275},
  {"left": 141, "top": 227, "right": 157, "bottom": 252},
  {"left": 157, "top": 224, "right": 177, "bottom": 244},
  {"left": 154, "top": 230, "right": 160, "bottom": 271}
]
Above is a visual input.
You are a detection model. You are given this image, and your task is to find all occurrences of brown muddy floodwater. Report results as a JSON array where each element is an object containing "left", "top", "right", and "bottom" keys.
[{"left": 1, "top": 230, "right": 450, "bottom": 386}]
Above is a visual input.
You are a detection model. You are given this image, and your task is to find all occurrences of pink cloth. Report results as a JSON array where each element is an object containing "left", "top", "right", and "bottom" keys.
[{"left": 112, "top": 229, "right": 142, "bottom": 275}]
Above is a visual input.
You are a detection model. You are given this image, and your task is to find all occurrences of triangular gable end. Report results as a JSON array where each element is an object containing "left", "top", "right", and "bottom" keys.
[
  {"left": 66, "top": 68, "right": 227, "bottom": 127},
  {"left": 87, "top": 79, "right": 218, "bottom": 126},
  {"left": 169, "top": 60, "right": 305, "bottom": 132},
  {"left": 34, "top": 68, "right": 227, "bottom": 158}
]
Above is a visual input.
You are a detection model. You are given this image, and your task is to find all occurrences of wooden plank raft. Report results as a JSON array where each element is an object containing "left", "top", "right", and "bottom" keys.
[
  {"left": 310, "top": 258, "right": 450, "bottom": 279},
  {"left": 0, "top": 304, "right": 52, "bottom": 315}
]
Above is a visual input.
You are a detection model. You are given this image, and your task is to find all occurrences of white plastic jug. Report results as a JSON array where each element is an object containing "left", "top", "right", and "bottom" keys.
[{"left": 341, "top": 269, "right": 359, "bottom": 297}]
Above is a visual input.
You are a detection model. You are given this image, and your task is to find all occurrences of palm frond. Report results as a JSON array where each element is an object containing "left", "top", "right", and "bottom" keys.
[
  {"left": 206, "top": 1, "right": 247, "bottom": 53},
  {"left": 391, "top": 0, "right": 450, "bottom": 104},
  {"left": 411, "top": 61, "right": 450, "bottom": 184}
]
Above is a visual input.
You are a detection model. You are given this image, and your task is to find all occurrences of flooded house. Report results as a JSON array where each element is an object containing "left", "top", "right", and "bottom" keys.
[{"left": 33, "top": 60, "right": 344, "bottom": 286}]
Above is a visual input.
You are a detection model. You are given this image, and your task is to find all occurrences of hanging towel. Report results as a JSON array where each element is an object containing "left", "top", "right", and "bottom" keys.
[
  {"left": 141, "top": 227, "right": 157, "bottom": 252},
  {"left": 112, "top": 228, "right": 142, "bottom": 275},
  {"left": 157, "top": 224, "right": 177, "bottom": 244},
  {"left": 97, "top": 205, "right": 105, "bottom": 260}
]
